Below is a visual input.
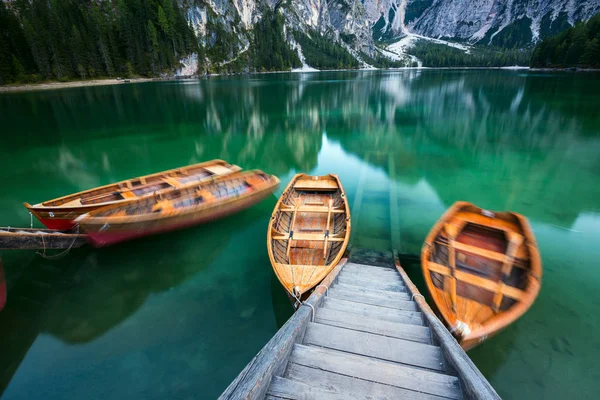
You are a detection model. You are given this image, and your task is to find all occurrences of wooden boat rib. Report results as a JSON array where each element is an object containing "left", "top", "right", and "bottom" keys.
[
  {"left": 0, "top": 227, "right": 87, "bottom": 250},
  {"left": 268, "top": 174, "right": 351, "bottom": 301},
  {"left": 24, "top": 159, "right": 241, "bottom": 230},
  {"left": 421, "top": 201, "right": 542, "bottom": 350},
  {"left": 78, "top": 170, "right": 279, "bottom": 247}
]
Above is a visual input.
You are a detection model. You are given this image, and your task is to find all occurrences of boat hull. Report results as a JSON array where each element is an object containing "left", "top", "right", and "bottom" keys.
[
  {"left": 421, "top": 201, "right": 542, "bottom": 351},
  {"left": 84, "top": 181, "right": 277, "bottom": 247}
]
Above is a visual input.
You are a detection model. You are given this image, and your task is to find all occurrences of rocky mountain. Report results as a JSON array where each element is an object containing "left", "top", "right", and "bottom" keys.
[{"left": 176, "top": 0, "right": 600, "bottom": 72}]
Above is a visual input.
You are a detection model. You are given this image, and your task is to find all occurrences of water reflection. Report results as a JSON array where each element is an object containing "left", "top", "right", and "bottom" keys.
[{"left": 0, "top": 70, "right": 599, "bottom": 399}]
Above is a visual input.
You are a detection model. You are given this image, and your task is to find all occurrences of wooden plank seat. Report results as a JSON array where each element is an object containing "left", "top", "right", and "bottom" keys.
[
  {"left": 161, "top": 176, "right": 183, "bottom": 188},
  {"left": 427, "top": 261, "right": 526, "bottom": 301},
  {"left": 293, "top": 179, "right": 338, "bottom": 191},
  {"left": 280, "top": 205, "right": 345, "bottom": 213},
  {"left": 272, "top": 233, "right": 345, "bottom": 242}
]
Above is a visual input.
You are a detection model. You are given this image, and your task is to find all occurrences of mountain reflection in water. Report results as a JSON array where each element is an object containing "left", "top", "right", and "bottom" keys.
[{"left": 0, "top": 70, "right": 599, "bottom": 399}]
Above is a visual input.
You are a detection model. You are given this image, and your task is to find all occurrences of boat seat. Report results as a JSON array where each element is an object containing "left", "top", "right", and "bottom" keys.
[
  {"left": 120, "top": 191, "right": 137, "bottom": 199},
  {"left": 293, "top": 179, "right": 337, "bottom": 191},
  {"left": 427, "top": 261, "right": 526, "bottom": 301},
  {"left": 162, "top": 177, "right": 183, "bottom": 188},
  {"left": 280, "top": 205, "right": 344, "bottom": 213},
  {"left": 272, "top": 233, "right": 344, "bottom": 242}
]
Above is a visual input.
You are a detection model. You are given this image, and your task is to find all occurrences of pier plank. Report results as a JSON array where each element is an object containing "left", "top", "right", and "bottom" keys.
[
  {"left": 290, "top": 344, "right": 463, "bottom": 399},
  {"left": 333, "top": 282, "right": 411, "bottom": 300},
  {"left": 327, "top": 287, "right": 418, "bottom": 310},
  {"left": 315, "top": 307, "right": 431, "bottom": 343},
  {"left": 304, "top": 322, "right": 444, "bottom": 371},
  {"left": 322, "top": 297, "right": 424, "bottom": 325},
  {"left": 337, "top": 275, "right": 407, "bottom": 292},
  {"left": 285, "top": 364, "right": 449, "bottom": 400}
]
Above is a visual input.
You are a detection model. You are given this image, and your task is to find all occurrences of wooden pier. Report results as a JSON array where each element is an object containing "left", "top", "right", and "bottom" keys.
[{"left": 220, "top": 249, "right": 499, "bottom": 399}]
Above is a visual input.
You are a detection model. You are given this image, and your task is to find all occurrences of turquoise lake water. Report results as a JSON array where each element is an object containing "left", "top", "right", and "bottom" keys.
[{"left": 0, "top": 70, "right": 599, "bottom": 398}]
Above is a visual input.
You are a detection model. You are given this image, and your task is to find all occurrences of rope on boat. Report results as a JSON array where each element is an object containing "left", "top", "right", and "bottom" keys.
[
  {"left": 315, "top": 284, "right": 329, "bottom": 297},
  {"left": 30, "top": 212, "right": 33, "bottom": 229},
  {"left": 411, "top": 293, "right": 425, "bottom": 301},
  {"left": 36, "top": 225, "right": 80, "bottom": 260}
]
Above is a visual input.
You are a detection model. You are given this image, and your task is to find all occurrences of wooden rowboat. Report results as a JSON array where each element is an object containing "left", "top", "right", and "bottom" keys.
[
  {"left": 0, "top": 227, "right": 87, "bottom": 250},
  {"left": 78, "top": 170, "right": 279, "bottom": 247},
  {"left": 421, "top": 201, "right": 542, "bottom": 350},
  {"left": 268, "top": 174, "right": 351, "bottom": 305},
  {"left": 24, "top": 160, "right": 241, "bottom": 231}
]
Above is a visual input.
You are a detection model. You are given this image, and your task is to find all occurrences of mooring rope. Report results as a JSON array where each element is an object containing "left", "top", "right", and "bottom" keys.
[{"left": 36, "top": 225, "right": 80, "bottom": 260}]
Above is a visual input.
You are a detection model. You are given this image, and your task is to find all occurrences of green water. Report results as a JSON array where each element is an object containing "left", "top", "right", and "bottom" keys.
[{"left": 0, "top": 70, "right": 599, "bottom": 399}]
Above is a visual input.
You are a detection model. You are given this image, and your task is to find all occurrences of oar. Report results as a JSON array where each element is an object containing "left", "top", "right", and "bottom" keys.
[
  {"left": 286, "top": 198, "right": 301, "bottom": 258},
  {"left": 323, "top": 198, "right": 333, "bottom": 259}
]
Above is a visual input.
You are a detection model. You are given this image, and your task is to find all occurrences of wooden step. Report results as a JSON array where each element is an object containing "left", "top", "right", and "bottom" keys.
[
  {"left": 328, "top": 287, "right": 418, "bottom": 311},
  {"left": 341, "top": 266, "right": 402, "bottom": 278},
  {"left": 337, "top": 275, "right": 406, "bottom": 292},
  {"left": 338, "top": 270, "right": 404, "bottom": 284},
  {"left": 289, "top": 344, "right": 462, "bottom": 399},
  {"left": 282, "top": 364, "right": 446, "bottom": 400},
  {"left": 332, "top": 283, "right": 411, "bottom": 301},
  {"left": 322, "top": 298, "right": 423, "bottom": 325},
  {"left": 344, "top": 262, "right": 397, "bottom": 273},
  {"left": 304, "top": 323, "right": 444, "bottom": 371},
  {"left": 315, "top": 308, "right": 431, "bottom": 344},
  {"left": 266, "top": 376, "right": 348, "bottom": 399}
]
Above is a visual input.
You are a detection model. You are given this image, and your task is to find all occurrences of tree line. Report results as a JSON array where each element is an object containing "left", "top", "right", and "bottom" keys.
[
  {"left": 408, "top": 41, "right": 532, "bottom": 67},
  {"left": 530, "top": 12, "right": 600, "bottom": 68},
  {"left": 0, "top": 0, "right": 198, "bottom": 84}
]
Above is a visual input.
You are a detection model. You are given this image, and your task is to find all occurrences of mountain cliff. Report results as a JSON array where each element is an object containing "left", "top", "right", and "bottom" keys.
[{"left": 1, "top": 0, "right": 600, "bottom": 84}]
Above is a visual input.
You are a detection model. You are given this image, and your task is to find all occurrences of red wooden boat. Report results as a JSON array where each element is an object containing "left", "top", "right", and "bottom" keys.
[
  {"left": 77, "top": 170, "right": 279, "bottom": 247},
  {"left": 25, "top": 160, "right": 240, "bottom": 230}
]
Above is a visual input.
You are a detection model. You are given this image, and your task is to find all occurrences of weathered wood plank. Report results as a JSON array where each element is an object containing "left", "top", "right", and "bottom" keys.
[
  {"left": 286, "top": 364, "right": 449, "bottom": 400},
  {"left": 322, "top": 297, "right": 424, "bottom": 325},
  {"left": 333, "top": 282, "right": 411, "bottom": 300},
  {"left": 0, "top": 229, "right": 87, "bottom": 250},
  {"left": 290, "top": 344, "right": 463, "bottom": 399},
  {"left": 267, "top": 376, "right": 349, "bottom": 399},
  {"left": 336, "top": 275, "right": 407, "bottom": 292},
  {"left": 344, "top": 262, "right": 397, "bottom": 273},
  {"left": 328, "top": 287, "right": 418, "bottom": 311},
  {"left": 338, "top": 270, "right": 404, "bottom": 284},
  {"left": 340, "top": 266, "right": 402, "bottom": 278},
  {"left": 394, "top": 250, "right": 499, "bottom": 400},
  {"left": 315, "top": 307, "right": 431, "bottom": 344},
  {"left": 218, "top": 260, "right": 347, "bottom": 400},
  {"left": 304, "top": 322, "right": 444, "bottom": 371}
]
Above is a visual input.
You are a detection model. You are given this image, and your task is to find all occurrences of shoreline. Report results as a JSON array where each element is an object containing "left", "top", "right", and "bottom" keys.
[
  {"left": 3, "top": 66, "right": 599, "bottom": 93},
  {"left": 0, "top": 78, "right": 158, "bottom": 93}
]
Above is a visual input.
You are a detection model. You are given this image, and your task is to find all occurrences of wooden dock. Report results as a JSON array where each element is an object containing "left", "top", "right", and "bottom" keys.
[{"left": 220, "top": 249, "right": 499, "bottom": 399}]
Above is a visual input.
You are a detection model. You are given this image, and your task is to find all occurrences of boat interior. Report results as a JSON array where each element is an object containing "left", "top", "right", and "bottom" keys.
[
  {"left": 271, "top": 177, "right": 348, "bottom": 270},
  {"left": 41, "top": 163, "right": 236, "bottom": 207},
  {"left": 90, "top": 171, "right": 273, "bottom": 218},
  {"left": 427, "top": 211, "right": 531, "bottom": 327}
]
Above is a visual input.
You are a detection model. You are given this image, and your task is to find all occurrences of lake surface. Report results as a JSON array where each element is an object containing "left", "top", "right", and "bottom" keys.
[{"left": 0, "top": 70, "right": 599, "bottom": 399}]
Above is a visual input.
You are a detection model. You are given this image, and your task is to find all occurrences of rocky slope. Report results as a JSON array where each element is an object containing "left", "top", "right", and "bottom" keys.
[{"left": 181, "top": 0, "right": 600, "bottom": 71}]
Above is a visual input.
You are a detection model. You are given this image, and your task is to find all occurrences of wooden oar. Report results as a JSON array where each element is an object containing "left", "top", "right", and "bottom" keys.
[
  {"left": 286, "top": 198, "right": 301, "bottom": 258},
  {"left": 323, "top": 198, "right": 333, "bottom": 259}
]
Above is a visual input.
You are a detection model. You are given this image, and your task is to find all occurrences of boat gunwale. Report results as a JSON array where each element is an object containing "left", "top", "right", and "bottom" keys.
[
  {"left": 77, "top": 170, "right": 279, "bottom": 226},
  {"left": 267, "top": 173, "right": 351, "bottom": 296},
  {"left": 421, "top": 201, "right": 542, "bottom": 347}
]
